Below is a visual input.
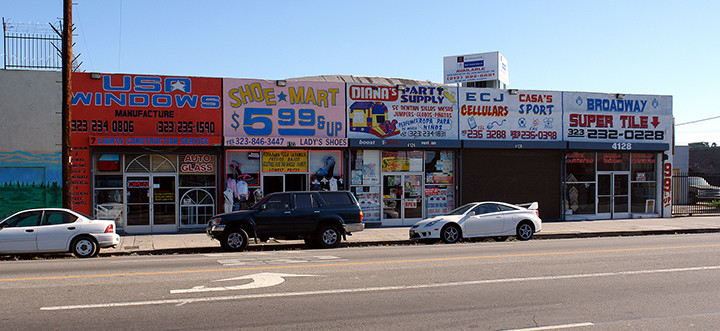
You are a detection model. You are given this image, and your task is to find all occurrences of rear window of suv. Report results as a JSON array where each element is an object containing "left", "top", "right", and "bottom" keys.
[{"left": 319, "top": 192, "right": 355, "bottom": 206}]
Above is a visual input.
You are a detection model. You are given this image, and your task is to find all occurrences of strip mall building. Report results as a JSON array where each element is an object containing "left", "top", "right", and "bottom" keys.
[{"left": 65, "top": 70, "right": 672, "bottom": 233}]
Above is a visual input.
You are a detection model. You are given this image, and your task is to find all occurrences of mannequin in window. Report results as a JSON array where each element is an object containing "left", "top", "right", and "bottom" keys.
[{"left": 223, "top": 188, "right": 233, "bottom": 213}]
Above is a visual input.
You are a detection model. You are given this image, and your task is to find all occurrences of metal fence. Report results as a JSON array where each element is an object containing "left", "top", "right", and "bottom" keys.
[{"left": 672, "top": 172, "right": 720, "bottom": 216}]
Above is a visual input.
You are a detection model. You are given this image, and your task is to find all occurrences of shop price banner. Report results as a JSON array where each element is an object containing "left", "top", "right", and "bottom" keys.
[
  {"left": 459, "top": 88, "right": 562, "bottom": 144},
  {"left": 347, "top": 84, "right": 459, "bottom": 141},
  {"left": 563, "top": 92, "right": 672, "bottom": 149},
  {"left": 224, "top": 79, "right": 347, "bottom": 147}
]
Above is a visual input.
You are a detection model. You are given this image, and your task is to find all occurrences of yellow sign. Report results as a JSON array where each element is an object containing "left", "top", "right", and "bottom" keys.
[{"left": 262, "top": 151, "right": 308, "bottom": 172}]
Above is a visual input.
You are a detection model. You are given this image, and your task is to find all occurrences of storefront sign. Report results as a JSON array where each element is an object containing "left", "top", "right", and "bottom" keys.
[
  {"left": 262, "top": 151, "right": 308, "bottom": 172},
  {"left": 459, "top": 88, "right": 562, "bottom": 146},
  {"left": 443, "top": 51, "right": 509, "bottom": 85},
  {"left": 70, "top": 73, "right": 222, "bottom": 214},
  {"left": 563, "top": 92, "right": 673, "bottom": 150},
  {"left": 180, "top": 154, "right": 215, "bottom": 174},
  {"left": 223, "top": 79, "right": 347, "bottom": 147},
  {"left": 347, "top": 84, "right": 459, "bottom": 142}
]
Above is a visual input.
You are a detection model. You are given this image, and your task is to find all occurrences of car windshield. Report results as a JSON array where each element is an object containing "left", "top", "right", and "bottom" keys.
[
  {"left": 446, "top": 203, "right": 477, "bottom": 216},
  {"left": 689, "top": 177, "right": 710, "bottom": 186}
]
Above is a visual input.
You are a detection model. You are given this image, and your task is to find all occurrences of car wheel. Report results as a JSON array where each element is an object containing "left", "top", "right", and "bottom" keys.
[
  {"left": 689, "top": 191, "right": 698, "bottom": 205},
  {"left": 71, "top": 236, "right": 99, "bottom": 258},
  {"left": 516, "top": 222, "right": 534, "bottom": 241},
  {"left": 440, "top": 224, "right": 461, "bottom": 244},
  {"left": 221, "top": 228, "right": 249, "bottom": 252},
  {"left": 316, "top": 225, "right": 341, "bottom": 249}
]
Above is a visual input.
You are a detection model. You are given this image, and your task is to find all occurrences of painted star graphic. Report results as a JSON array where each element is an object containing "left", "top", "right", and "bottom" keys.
[
  {"left": 278, "top": 92, "right": 287, "bottom": 102},
  {"left": 170, "top": 80, "right": 187, "bottom": 92}
]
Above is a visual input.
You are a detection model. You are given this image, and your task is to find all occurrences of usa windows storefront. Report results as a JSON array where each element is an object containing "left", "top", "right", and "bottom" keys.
[{"left": 71, "top": 73, "right": 223, "bottom": 233}]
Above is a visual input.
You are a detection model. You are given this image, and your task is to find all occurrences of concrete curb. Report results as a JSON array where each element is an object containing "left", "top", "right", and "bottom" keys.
[{"left": 98, "top": 227, "right": 720, "bottom": 257}]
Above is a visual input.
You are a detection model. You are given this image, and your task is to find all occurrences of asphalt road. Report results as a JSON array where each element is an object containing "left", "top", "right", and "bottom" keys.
[{"left": 3, "top": 234, "right": 720, "bottom": 330}]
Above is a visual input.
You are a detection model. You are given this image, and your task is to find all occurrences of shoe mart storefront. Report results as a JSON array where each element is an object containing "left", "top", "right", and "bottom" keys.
[
  {"left": 346, "top": 83, "right": 460, "bottom": 226},
  {"left": 222, "top": 79, "right": 349, "bottom": 211},
  {"left": 71, "top": 73, "right": 223, "bottom": 233}
]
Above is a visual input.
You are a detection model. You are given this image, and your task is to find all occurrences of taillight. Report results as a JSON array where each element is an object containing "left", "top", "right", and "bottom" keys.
[
  {"left": 359, "top": 211, "right": 363, "bottom": 222},
  {"left": 104, "top": 224, "right": 114, "bottom": 233},
  {"left": 535, "top": 210, "right": 539, "bottom": 217}
]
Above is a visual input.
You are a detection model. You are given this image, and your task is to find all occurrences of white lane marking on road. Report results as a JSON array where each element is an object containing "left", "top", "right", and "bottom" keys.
[
  {"left": 170, "top": 272, "right": 318, "bottom": 294},
  {"left": 502, "top": 322, "right": 594, "bottom": 330},
  {"left": 40, "top": 265, "right": 720, "bottom": 311}
]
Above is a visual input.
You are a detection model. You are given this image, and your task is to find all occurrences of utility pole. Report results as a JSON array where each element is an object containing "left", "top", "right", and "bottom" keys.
[{"left": 62, "top": 0, "right": 72, "bottom": 209}]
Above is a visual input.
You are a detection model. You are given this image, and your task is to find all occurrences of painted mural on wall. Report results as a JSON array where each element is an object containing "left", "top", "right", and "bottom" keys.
[{"left": 0, "top": 151, "right": 61, "bottom": 217}]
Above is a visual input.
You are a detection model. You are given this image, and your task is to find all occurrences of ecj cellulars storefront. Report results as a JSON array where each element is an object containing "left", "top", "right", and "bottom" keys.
[
  {"left": 347, "top": 83, "right": 459, "bottom": 226},
  {"left": 71, "top": 73, "right": 223, "bottom": 233},
  {"left": 222, "top": 79, "right": 348, "bottom": 212}
]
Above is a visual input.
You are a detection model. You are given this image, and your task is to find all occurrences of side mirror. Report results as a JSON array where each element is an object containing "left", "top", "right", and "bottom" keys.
[
  {"left": 466, "top": 211, "right": 475, "bottom": 217},
  {"left": 261, "top": 204, "right": 268, "bottom": 210}
]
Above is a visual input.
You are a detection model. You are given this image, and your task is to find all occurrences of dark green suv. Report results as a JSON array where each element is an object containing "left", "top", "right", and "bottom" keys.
[{"left": 207, "top": 191, "right": 364, "bottom": 251}]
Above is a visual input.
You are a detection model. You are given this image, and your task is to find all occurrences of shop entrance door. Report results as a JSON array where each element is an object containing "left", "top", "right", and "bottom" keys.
[
  {"left": 382, "top": 173, "right": 424, "bottom": 226},
  {"left": 125, "top": 175, "right": 177, "bottom": 233},
  {"left": 597, "top": 172, "right": 630, "bottom": 219}
]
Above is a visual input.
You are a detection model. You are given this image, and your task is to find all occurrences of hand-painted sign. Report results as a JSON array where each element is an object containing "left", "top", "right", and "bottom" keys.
[
  {"left": 223, "top": 79, "right": 347, "bottom": 147},
  {"left": 459, "top": 88, "right": 562, "bottom": 146},
  {"left": 70, "top": 73, "right": 222, "bottom": 214},
  {"left": 347, "top": 84, "right": 459, "bottom": 143},
  {"left": 261, "top": 150, "right": 308, "bottom": 172},
  {"left": 563, "top": 92, "right": 672, "bottom": 150}
]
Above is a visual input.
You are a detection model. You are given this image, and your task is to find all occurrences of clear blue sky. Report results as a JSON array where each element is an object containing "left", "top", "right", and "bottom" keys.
[{"left": 3, "top": 0, "right": 718, "bottom": 145}]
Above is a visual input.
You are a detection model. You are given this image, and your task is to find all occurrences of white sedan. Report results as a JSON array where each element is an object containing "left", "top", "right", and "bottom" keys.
[
  {"left": 0, "top": 208, "right": 120, "bottom": 258},
  {"left": 410, "top": 202, "right": 542, "bottom": 243}
]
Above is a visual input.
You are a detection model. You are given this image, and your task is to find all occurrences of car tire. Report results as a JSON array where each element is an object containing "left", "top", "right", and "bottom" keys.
[
  {"left": 516, "top": 222, "right": 534, "bottom": 241},
  {"left": 304, "top": 238, "right": 319, "bottom": 248},
  {"left": 316, "top": 224, "right": 341, "bottom": 249},
  {"left": 689, "top": 191, "right": 698, "bottom": 205},
  {"left": 440, "top": 224, "right": 461, "bottom": 244},
  {"left": 71, "top": 236, "right": 99, "bottom": 258},
  {"left": 221, "top": 228, "right": 249, "bottom": 252}
]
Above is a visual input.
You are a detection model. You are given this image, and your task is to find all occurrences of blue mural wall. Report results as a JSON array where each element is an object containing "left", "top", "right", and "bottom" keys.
[{"left": 0, "top": 151, "right": 61, "bottom": 217}]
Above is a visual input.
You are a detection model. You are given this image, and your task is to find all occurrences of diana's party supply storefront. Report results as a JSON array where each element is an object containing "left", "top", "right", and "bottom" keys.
[{"left": 346, "top": 83, "right": 459, "bottom": 226}]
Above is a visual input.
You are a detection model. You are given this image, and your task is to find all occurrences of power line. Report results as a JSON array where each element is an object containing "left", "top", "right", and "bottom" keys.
[{"left": 676, "top": 115, "right": 720, "bottom": 126}]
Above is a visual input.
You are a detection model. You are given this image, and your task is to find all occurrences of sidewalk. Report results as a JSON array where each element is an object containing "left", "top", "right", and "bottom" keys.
[{"left": 102, "top": 216, "right": 720, "bottom": 256}]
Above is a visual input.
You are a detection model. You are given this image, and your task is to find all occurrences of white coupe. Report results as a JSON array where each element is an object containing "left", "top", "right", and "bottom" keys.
[
  {"left": 0, "top": 208, "right": 120, "bottom": 258},
  {"left": 410, "top": 202, "right": 542, "bottom": 243}
]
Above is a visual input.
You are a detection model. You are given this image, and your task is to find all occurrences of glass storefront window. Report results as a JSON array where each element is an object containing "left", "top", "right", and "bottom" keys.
[
  {"left": 565, "top": 183, "right": 596, "bottom": 214},
  {"left": 424, "top": 151, "right": 454, "bottom": 217},
  {"left": 566, "top": 152, "right": 595, "bottom": 182},
  {"left": 631, "top": 153, "right": 656, "bottom": 182},
  {"left": 631, "top": 183, "right": 656, "bottom": 213},
  {"left": 351, "top": 150, "right": 381, "bottom": 223},
  {"left": 598, "top": 152, "right": 629, "bottom": 171},
  {"left": 225, "top": 150, "right": 262, "bottom": 210}
]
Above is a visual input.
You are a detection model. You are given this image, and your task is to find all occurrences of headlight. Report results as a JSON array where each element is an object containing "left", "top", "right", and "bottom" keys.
[
  {"left": 424, "top": 220, "right": 438, "bottom": 227},
  {"left": 207, "top": 217, "right": 221, "bottom": 226}
]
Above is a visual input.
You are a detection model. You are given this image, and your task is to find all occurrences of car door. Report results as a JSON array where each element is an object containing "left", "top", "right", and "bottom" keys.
[
  {"left": 463, "top": 203, "right": 504, "bottom": 236},
  {"left": 0, "top": 211, "right": 42, "bottom": 253},
  {"left": 253, "top": 193, "right": 292, "bottom": 236},
  {"left": 291, "top": 193, "right": 321, "bottom": 234},
  {"left": 36, "top": 210, "right": 80, "bottom": 252}
]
